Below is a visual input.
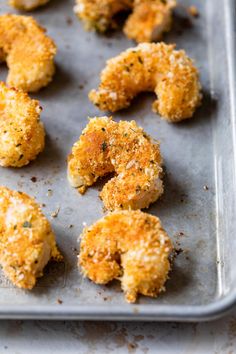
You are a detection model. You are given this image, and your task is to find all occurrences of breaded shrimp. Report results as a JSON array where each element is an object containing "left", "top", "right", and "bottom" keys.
[
  {"left": 124, "top": 0, "right": 176, "bottom": 43},
  {"left": 68, "top": 117, "right": 163, "bottom": 211},
  {"left": 9, "top": 0, "right": 49, "bottom": 11},
  {"left": 89, "top": 42, "right": 202, "bottom": 122},
  {"left": 74, "top": 0, "right": 132, "bottom": 33},
  {"left": 74, "top": 0, "right": 176, "bottom": 42},
  {"left": 0, "top": 82, "right": 45, "bottom": 167},
  {"left": 0, "top": 186, "right": 62, "bottom": 289},
  {"left": 0, "top": 14, "right": 56, "bottom": 92},
  {"left": 79, "top": 210, "right": 172, "bottom": 303}
]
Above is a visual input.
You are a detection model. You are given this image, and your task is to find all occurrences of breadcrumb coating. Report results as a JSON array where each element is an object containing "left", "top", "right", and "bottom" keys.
[
  {"left": 74, "top": 0, "right": 132, "bottom": 32},
  {"left": 9, "top": 0, "right": 49, "bottom": 11},
  {"left": 0, "top": 82, "right": 45, "bottom": 167},
  {"left": 89, "top": 42, "right": 202, "bottom": 122},
  {"left": 0, "top": 187, "right": 62, "bottom": 289},
  {"left": 74, "top": 0, "right": 176, "bottom": 42},
  {"left": 79, "top": 210, "right": 172, "bottom": 303},
  {"left": 124, "top": 0, "right": 176, "bottom": 43},
  {"left": 0, "top": 14, "right": 56, "bottom": 92},
  {"left": 68, "top": 117, "right": 163, "bottom": 211}
]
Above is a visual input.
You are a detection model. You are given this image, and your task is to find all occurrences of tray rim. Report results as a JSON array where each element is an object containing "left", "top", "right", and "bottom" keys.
[{"left": 0, "top": 0, "right": 235, "bottom": 321}]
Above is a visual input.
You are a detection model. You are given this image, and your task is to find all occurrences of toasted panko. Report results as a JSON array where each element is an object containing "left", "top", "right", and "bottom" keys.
[
  {"left": 74, "top": 0, "right": 132, "bottom": 33},
  {"left": 74, "top": 0, "right": 176, "bottom": 42},
  {"left": 68, "top": 117, "right": 163, "bottom": 211},
  {"left": 0, "top": 82, "right": 45, "bottom": 167},
  {"left": 9, "top": 0, "right": 49, "bottom": 11},
  {"left": 124, "top": 0, "right": 176, "bottom": 43},
  {"left": 0, "top": 187, "right": 62, "bottom": 289},
  {"left": 89, "top": 42, "right": 202, "bottom": 122},
  {"left": 79, "top": 210, "right": 172, "bottom": 303},
  {"left": 0, "top": 14, "right": 56, "bottom": 92}
]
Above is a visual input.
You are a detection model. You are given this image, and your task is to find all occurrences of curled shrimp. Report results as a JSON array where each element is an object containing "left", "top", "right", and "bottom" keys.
[
  {"left": 0, "top": 186, "right": 62, "bottom": 289},
  {"left": 74, "top": 0, "right": 176, "bottom": 43},
  {"left": 79, "top": 210, "right": 173, "bottom": 303},
  {"left": 68, "top": 116, "right": 163, "bottom": 211},
  {"left": 89, "top": 42, "right": 202, "bottom": 122},
  {"left": 0, "top": 82, "right": 45, "bottom": 168},
  {"left": 0, "top": 14, "right": 56, "bottom": 92}
]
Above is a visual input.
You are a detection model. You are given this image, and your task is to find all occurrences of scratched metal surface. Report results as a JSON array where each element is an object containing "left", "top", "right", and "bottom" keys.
[{"left": 0, "top": 0, "right": 235, "bottom": 320}]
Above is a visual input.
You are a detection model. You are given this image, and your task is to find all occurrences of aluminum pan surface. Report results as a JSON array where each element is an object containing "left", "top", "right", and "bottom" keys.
[{"left": 0, "top": 0, "right": 235, "bottom": 320}]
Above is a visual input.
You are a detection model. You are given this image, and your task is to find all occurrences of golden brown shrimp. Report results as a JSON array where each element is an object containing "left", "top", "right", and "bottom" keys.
[
  {"left": 9, "top": 0, "right": 49, "bottom": 11},
  {"left": 79, "top": 210, "right": 173, "bottom": 303},
  {"left": 74, "top": 0, "right": 132, "bottom": 33},
  {"left": 0, "top": 82, "right": 45, "bottom": 167},
  {"left": 89, "top": 42, "right": 202, "bottom": 122},
  {"left": 0, "top": 186, "right": 62, "bottom": 289},
  {"left": 68, "top": 117, "right": 163, "bottom": 211},
  {"left": 0, "top": 14, "right": 56, "bottom": 92},
  {"left": 74, "top": 0, "right": 176, "bottom": 42},
  {"left": 124, "top": 0, "right": 176, "bottom": 43}
]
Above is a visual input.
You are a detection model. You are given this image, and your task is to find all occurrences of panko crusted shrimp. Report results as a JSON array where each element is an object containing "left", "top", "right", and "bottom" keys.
[
  {"left": 79, "top": 210, "right": 173, "bottom": 303},
  {"left": 124, "top": 0, "right": 176, "bottom": 43},
  {"left": 0, "top": 14, "right": 56, "bottom": 92},
  {"left": 9, "top": 0, "right": 49, "bottom": 11},
  {"left": 0, "top": 82, "right": 45, "bottom": 167},
  {"left": 0, "top": 187, "right": 62, "bottom": 289},
  {"left": 74, "top": 0, "right": 176, "bottom": 43},
  {"left": 68, "top": 117, "right": 163, "bottom": 211},
  {"left": 89, "top": 42, "right": 202, "bottom": 122}
]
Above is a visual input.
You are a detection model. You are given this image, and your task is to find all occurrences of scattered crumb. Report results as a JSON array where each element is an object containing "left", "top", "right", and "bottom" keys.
[
  {"left": 127, "top": 342, "right": 138, "bottom": 352},
  {"left": 51, "top": 207, "right": 60, "bottom": 218},
  {"left": 188, "top": 5, "right": 199, "bottom": 17},
  {"left": 71, "top": 247, "right": 77, "bottom": 255},
  {"left": 69, "top": 224, "right": 74, "bottom": 228},
  {"left": 203, "top": 185, "right": 209, "bottom": 191},
  {"left": 78, "top": 186, "right": 86, "bottom": 194},
  {"left": 46, "top": 189, "right": 53, "bottom": 197},
  {"left": 30, "top": 176, "right": 37, "bottom": 183},
  {"left": 175, "top": 248, "right": 183, "bottom": 256},
  {"left": 66, "top": 17, "right": 73, "bottom": 25},
  {"left": 57, "top": 298, "right": 63, "bottom": 304}
]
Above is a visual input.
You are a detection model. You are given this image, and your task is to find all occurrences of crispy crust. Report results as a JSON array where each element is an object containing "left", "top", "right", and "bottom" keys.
[
  {"left": 124, "top": 0, "right": 176, "bottom": 43},
  {"left": 0, "top": 14, "right": 56, "bottom": 92},
  {"left": 0, "top": 187, "right": 62, "bottom": 289},
  {"left": 89, "top": 42, "right": 202, "bottom": 122},
  {"left": 9, "top": 0, "right": 49, "bottom": 10},
  {"left": 0, "top": 82, "right": 45, "bottom": 167},
  {"left": 79, "top": 210, "right": 172, "bottom": 303},
  {"left": 68, "top": 116, "right": 163, "bottom": 211},
  {"left": 74, "top": 0, "right": 176, "bottom": 42}
]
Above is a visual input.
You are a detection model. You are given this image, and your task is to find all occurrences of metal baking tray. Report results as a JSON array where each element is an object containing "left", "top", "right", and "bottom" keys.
[{"left": 0, "top": 0, "right": 235, "bottom": 321}]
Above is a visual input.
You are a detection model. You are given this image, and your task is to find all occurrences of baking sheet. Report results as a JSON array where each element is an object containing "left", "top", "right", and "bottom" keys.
[{"left": 0, "top": 0, "right": 236, "bottom": 320}]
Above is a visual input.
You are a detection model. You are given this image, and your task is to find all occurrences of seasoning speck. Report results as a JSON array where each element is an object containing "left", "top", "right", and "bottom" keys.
[
  {"left": 31, "top": 176, "right": 37, "bottom": 183},
  {"left": 101, "top": 141, "right": 107, "bottom": 151},
  {"left": 51, "top": 207, "right": 60, "bottom": 218},
  {"left": 22, "top": 221, "right": 32, "bottom": 228},
  {"left": 203, "top": 185, "right": 209, "bottom": 191}
]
